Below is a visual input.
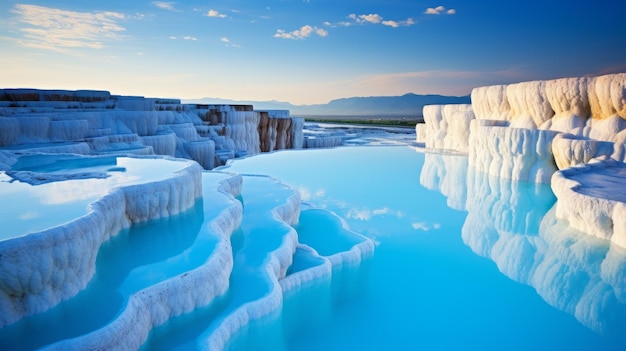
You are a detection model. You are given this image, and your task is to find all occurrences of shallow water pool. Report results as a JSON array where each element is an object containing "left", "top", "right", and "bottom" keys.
[
  {"left": 221, "top": 145, "right": 626, "bottom": 350},
  {"left": 0, "top": 155, "right": 189, "bottom": 240}
]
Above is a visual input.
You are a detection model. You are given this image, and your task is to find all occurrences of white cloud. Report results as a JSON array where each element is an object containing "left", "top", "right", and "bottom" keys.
[
  {"left": 358, "top": 14, "right": 383, "bottom": 24},
  {"left": 425, "top": 6, "right": 445, "bottom": 15},
  {"left": 274, "top": 25, "right": 328, "bottom": 40},
  {"left": 168, "top": 35, "right": 197, "bottom": 41},
  {"left": 345, "top": 13, "right": 415, "bottom": 28},
  {"left": 220, "top": 36, "right": 241, "bottom": 48},
  {"left": 316, "top": 28, "right": 329, "bottom": 37},
  {"left": 425, "top": 6, "right": 455, "bottom": 15},
  {"left": 382, "top": 18, "right": 415, "bottom": 28},
  {"left": 207, "top": 9, "right": 227, "bottom": 18},
  {"left": 11, "top": 4, "right": 126, "bottom": 51},
  {"left": 152, "top": 2, "right": 178, "bottom": 11}
]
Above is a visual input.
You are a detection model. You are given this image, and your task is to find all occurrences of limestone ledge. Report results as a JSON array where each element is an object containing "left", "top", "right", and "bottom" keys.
[
  {"left": 0, "top": 89, "right": 305, "bottom": 170},
  {"left": 41, "top": 173, "right": 244, "bottom": 351},
  {"left": 0, "top": 157, "right": 204, "bottom": 327},
  {"left": 416, "top": 72, "right": 626, "bottom": 249},
  {"left": 552, "top": 159, "right": 626, "bottom": 247}
]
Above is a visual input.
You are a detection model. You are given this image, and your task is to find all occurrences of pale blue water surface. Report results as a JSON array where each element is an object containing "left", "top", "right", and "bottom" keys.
[
  {"left": 221, "top": 146, "right": 626, "bottom": 351},
  {"left": 1, "top": 146, "right": 625, "bottom": 350},
  {"left": 0, "top": 155, "right": 188, "bottom": 240}
]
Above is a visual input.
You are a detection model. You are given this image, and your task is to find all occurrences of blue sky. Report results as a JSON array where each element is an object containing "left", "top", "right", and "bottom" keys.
[{"left": 1, "top": 1, "right": 625, "bottom": 104}]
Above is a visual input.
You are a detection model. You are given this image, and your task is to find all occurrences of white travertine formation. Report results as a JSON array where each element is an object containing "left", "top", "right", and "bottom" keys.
[
  {"left": 551, "top": 159, "right": 626, "bottom": 247},
  {"left": 417, "top": 73, "right": 626, "bottom": 254},
  {"left": 505, "top": 80, "right": 553, "bottom": 128},
  {"left": 304, "top": 135, "right": 344, "bottom": 149},
  {"left": 468, "top": 121, "right": 559, "bottom": 183},
  {"left": 0, "top": 89, "right": 305, "bottom": 169},
  {"left": 416, "top": 104, "right": 475, "bottom": 153},
  {"left": 470, "top": 84, "right": 511, "bottom": 122},
  {"left": 224, "top": 110, "right": 261, "bottom": 156},
  {"left": 470, "top": 74, "right": 626, "bottom": 138},
  {"left": 203, "top": 175, "right": 301, "bottom": 351},
  {"left": 0, "top": 158, "right": 203, "bottom": 327},
  {"left": 291, "top": 117, "right": 305, "bottom": 149},
  {"left": 43, "top": 172, "right": 244, "bottom": 351},
  {"left": 140, "top": 133, "right": 177, "bottom": 157},
  {"left": 551, "top": 133, "right": 615, "bottom": 169}
]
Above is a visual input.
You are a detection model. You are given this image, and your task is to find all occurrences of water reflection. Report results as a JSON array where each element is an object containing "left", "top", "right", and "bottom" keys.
[
  {"left": 421, "top": 151, "right": 626, "bottom": 345},
  {"left": 419, "top": 151, "right": 469, "bottom": 211},
  {"left": 0, "top": 155, "right": 189, "bottom": 240}
]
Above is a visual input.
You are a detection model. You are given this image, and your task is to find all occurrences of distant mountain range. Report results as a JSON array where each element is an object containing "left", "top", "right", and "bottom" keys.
[{"left": 183, "top": 93, "right": 470, "bottom": 117}]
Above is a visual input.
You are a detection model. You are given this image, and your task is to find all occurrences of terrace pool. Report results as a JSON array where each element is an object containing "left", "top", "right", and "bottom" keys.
[
  {"left": 221, "top": 146, "right": 626, "bottom": 351},
  {"left": 1, "top": 145, "right": 625, "bottom": 350}
]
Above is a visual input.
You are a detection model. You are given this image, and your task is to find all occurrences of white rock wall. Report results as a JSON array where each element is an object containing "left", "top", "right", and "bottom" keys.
[
  {"left": 0, "top": 91, "right": 305, "bottom": 170},
  {"left": 291, "top": 117, "right": 304, "bottom": 149},
  {"left": 471, "top": 74, "right": 626, "bottom": 140},
  {"left": 551, "top": 159, "right": 626, "bottom": 247},
  {"left": 140, "top": 133, "right": 177, "bottom": 157},
  {"left": 416, "top": 104, "right": 475, "bottom": 153},
  {"left": 468, "top": 121, "right": 560, "bottom": 183},
  {"left": 224, "top": 111, "right": 261, "bottom": 155},
  {"left": 551, "top": 133, "right": 615, "bottom": 169},
  {"left": 304, "top": 135, "right": 343, "bottom": 149}
]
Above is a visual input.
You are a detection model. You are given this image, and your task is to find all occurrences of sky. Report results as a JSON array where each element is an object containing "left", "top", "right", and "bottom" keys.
[{"left": 1, "top": 1, "right": 626, "bottom": 105}]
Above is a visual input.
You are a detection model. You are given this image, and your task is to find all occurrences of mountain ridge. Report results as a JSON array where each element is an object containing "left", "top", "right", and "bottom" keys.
[{"left": 183, "top": 93, "right": 471, "bottom": 117}]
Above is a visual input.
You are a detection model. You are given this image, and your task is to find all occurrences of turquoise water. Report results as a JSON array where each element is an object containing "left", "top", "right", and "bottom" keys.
[
  {"left": 1, "top": 146, "right": 625, "bottom": 350},
  {"left": 0, "top": 171, "right": 236, "bottom": 350},
  {"left": 222, "top": 146, "right": 626, "bottom": 351},
  {"left": 0, "top": 155, "right": 189, "bottom": 240}
]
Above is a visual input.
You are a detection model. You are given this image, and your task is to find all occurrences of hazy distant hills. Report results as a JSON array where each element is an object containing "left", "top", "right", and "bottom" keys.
[{"left": 183, "top": 93, "right": 470, "bottom": 117}]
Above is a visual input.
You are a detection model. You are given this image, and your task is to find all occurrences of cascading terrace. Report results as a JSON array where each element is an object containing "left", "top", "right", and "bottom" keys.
[{"left": 0, "top": 154, "right": 374, "bottom": 350}]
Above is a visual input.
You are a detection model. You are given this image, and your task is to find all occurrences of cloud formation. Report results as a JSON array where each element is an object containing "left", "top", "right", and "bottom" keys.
[
  {"left": 350, "top": 13, "right": 383, "bottom": 24},
  {"left": 425, "top": 6, "right": 456, "bottom": 15},
  {"left": 274, "top": 25, "right": 328, "bottom": 40},
  {"left": 168, "top": 35, "right": 197, "bottom": 41},
  {"left": 11, "top": 4, "right": 126, "bottom": 51},
  {"left": 342, "top": 13, "right": 415, "bottom": 28},
  {"left": 382, "top": 18, "right": 416, "bottom": 28},
  {"left": 206, "top": 9, "right": 227, "bottom": 18},
  {"left": 152, "top": 2, "right": 178, "bottom": 11},
  {"left": 220, "top": 36, "right": 241, "bottom": 48}
]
